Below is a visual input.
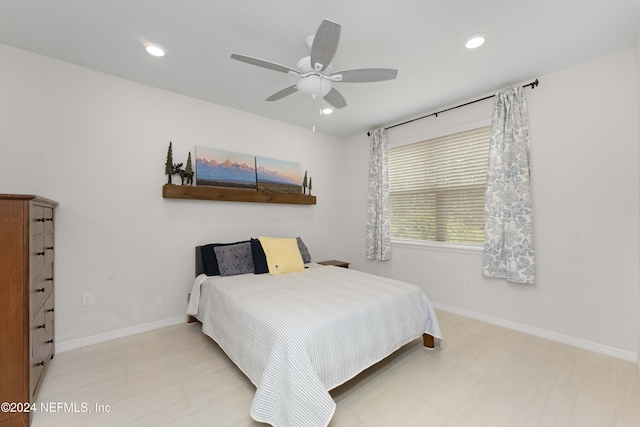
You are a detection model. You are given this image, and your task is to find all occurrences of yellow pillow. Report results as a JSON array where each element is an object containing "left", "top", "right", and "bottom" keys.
[{"left": 258, "top": 236, "right": 305, "bottom": 275}]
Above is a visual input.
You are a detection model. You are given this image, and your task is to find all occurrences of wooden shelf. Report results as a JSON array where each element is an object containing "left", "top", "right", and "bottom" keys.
[{"left": 162, "top": 184, "right": 316, "bottom": 205}]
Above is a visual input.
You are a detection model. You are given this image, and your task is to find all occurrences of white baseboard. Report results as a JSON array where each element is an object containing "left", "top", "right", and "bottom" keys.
[
  {"left": 432, "top": 302, "right": 638, "bottom": 362},
  {"left": 55, "top": 315, "right": 189, "bottom": 353}
]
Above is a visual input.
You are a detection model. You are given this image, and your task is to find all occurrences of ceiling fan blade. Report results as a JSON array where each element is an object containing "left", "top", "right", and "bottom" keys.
[
  {"left": 231, "top": 53, "right": 300, "bottom": 75},
  {"left": 323, "top": 88, "right": 347, "bottom": 109},
  {"left": 310, "top": 20, "right": 341, "bottom": 72},
  {"left": 331, "top": 68, "right": 398, "bottom": 83},
  {"left": 266, "top": 85, "right": 298, "bottom": 101}
]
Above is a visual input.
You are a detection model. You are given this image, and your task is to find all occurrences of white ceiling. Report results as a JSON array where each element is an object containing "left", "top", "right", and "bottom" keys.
[{"left": 1, "top": 1, "right": 639, "bottom": 138}]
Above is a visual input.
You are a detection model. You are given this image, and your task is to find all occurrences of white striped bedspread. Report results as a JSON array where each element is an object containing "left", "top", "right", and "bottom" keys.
[{"left": 187, "top": 263, "right": 442, "bottom": 427}]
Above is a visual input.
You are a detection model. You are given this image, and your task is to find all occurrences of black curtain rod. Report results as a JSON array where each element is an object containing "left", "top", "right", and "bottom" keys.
[{"left": 367, "top": 79, "right": 539, "bottom": 137}]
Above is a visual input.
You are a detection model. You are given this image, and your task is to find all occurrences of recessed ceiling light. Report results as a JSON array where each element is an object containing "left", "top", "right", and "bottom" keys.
[
  {"left": 321, "top": 108, "right": 333, "bottom": 115},
  {"left": 145, "top": 43, "right": 166, "bottom": 57},
  {"left": 464, "top": 34, "right": 486, "bottom": 49}
]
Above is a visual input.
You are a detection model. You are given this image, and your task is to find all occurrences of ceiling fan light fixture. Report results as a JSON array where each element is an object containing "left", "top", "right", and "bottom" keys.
[
  {"left": 296, "top": 75, "right": 332, "bottom": 99},
  {"left": 230, "top": 19, "right": 398, "bottom": 111},
  {"left": 464, "top": 34, "right": 486, "bottom": 49},
  {"left": 321, "top": 108, "right": 333, "bottom": 115},
  {"left": 145, "top": 43, "right": 166, "bottom": 57}
]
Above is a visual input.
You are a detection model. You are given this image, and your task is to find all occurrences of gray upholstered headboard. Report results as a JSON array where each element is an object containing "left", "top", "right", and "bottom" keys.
[{"left": 195, "top": 246, "right": 204, "bottom": 277}]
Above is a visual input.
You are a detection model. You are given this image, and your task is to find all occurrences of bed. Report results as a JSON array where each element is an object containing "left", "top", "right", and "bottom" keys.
[{"left": 186, "top": 244, "right": 442, "bottom": 427}]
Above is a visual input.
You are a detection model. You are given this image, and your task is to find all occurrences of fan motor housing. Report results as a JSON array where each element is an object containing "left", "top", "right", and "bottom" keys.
[{"left": 296, "top": 56, "right": 333, "bottom": 75}]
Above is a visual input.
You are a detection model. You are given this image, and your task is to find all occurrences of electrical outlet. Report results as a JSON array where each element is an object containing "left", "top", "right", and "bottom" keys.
[
  {"left": 82, "top": 292, "right": 94, "bottom": 307},
  {"left": 465, "top": 277, "right": 472, "bottom": 288}
]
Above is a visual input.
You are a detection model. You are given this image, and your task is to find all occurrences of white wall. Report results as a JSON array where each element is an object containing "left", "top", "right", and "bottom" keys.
[
  {"left": 344, "top": 48, "right": 640, "bottom": 360},
  {"left": 0, "top": 43, "right": 347, "bottom": 346}
]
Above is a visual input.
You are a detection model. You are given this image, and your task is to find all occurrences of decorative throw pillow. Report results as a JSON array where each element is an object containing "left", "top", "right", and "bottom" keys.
[
  {"left": 296, "top": 237, "right": 311, "bottom": 263},
  {"left": 250, "top": 238, "right": 269, "bottom": 274},
  {"left": 201, "top": 240, "right": 250, "bottom": 276},
  {"left": 258, "top": 236, "right": 305, "bottom": 275},
  {"left": 213, "top": 242, "right": 255, "bottom": 276}
]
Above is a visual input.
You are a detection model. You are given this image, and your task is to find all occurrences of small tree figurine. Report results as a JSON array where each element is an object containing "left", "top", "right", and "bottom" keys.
[
  {"left": 302, "top": 170, "right": 308, "bottom": 194},
  {"left": 165, "top": 142, "right": 174, "bottom": 184},
  {"left": 184, "top": 152, "right": 194, "bottom": 185},
  {"left": 308, "top": 177, "right": 312, "bottom": 196}
]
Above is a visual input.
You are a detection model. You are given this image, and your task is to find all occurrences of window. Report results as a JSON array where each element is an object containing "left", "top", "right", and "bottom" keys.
[{"left": 388, "top": 126, "right": 490, "bottom": 245}]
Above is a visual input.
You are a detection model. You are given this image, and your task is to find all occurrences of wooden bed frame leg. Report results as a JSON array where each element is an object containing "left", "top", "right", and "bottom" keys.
[
  {"left": 187, "top": 293, "right": 197, "bottom": 323},
  {"left": 422, "top": 333, "right": 435, "bottom": 348}
]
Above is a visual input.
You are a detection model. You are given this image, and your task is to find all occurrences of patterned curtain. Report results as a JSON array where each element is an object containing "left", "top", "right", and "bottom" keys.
[
  {"left": 366, "top": 128, "right": 391, "bottom": 260},
  {"left": 482, "top": 86, "right": 535, "bottom": 284}
]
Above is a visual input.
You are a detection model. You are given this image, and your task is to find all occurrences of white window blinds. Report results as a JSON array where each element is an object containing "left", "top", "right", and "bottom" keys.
[{"left": 388, "top": 126, "right": 491, "bottom": 245}]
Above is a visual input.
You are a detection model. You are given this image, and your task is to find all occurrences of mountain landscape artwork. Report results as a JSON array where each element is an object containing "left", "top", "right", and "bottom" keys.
[
  {"left": 195, "top": 147, "right": 257, "bottom": 189},
  {"left": 256, "top": 156, "right": 302, "bottom": 195}
]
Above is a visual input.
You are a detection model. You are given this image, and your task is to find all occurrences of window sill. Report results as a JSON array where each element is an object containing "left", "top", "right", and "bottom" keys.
[{"left": 391, "top": 239, "right": 483, "bottom": 253}]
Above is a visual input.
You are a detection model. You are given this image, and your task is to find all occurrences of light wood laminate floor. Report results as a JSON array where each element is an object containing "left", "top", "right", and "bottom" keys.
[{"left": 33, "top": 310, "right": 640, "bottom": 426}]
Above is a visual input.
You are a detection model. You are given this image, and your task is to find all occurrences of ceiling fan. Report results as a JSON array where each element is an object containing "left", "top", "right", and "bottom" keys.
[{"left": 230, "top": 19, "right": 398, "bottom": 110}]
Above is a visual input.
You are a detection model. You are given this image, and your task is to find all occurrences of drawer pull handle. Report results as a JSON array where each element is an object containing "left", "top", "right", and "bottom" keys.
[
  {"left": 46, "top": 277, "right": 53, "bottom": 281},
  {"left": 36, "top": 288, "right": 45, "bottom": 292},
  {"left": 46, "top": 246, "right": 54, "bottom": 250},
  {"left": 37, "top": 324, "right": 46, "bottom": 329},
  {"left": 37, "top": 251, "right": 45, "bottom": 256},
  {"left": 45, "top": 218, "right": 53, "bottom": 222},
  {"left": 46, "top": 339, "right": 54, "bottom": 344},
  {"left": 36, "top": 361, "right": 45, "bottom": 366},
  {"left": 36, "top": 218, "right": 45, "bottom": 222},
  {"left": 46, "top": 308, "right": 55, "bottom": 313}
]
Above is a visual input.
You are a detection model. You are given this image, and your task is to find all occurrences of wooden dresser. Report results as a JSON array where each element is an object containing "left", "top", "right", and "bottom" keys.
[{"left": 0, "top": 195, "right": 58, "bottom": 427}]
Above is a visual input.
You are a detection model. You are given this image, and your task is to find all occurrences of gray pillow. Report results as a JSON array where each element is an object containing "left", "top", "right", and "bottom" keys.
[
  {"left": 214, "top": 242, "right": 255, "bottom": 276},
  {"left": 296, "top": 237, "right": 311, "bottom": 263}
]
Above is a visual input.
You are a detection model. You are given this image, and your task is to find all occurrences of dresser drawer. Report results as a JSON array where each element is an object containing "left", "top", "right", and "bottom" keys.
[
  {"left": 44, "top": 294, "right": 55, "bottom": 346},
  {"left": 43, "top": 207, "right": 54, "bottom": 232},
  {"left": 44, "top": 233, "right": 54, "bottom": 265},
  {"left": 31, "top": 205, "right": 45, "bottom": 235},
  {"left": 31, "top": 306, "right": 46, "bottom": 359},
  {"left": 29, "top": 350, "right": 50, "bottom": 400},
  {"left": 31, "top": 263, "right": 53, "bottom": 319},
  {"left": 31, "top": 235, "right": 46, "bottom": 274}
]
